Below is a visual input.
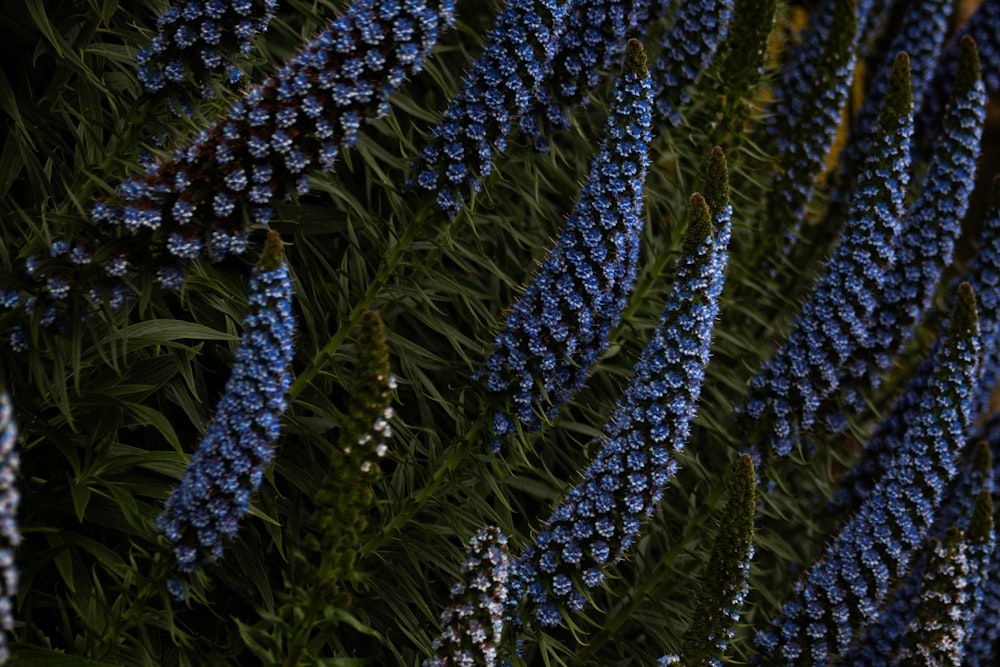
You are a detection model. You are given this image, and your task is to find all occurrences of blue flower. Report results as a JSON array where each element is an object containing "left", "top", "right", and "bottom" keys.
[
  {"left": 480, "top": 40, "right": 652, "bottom": 449},
  {"left": 512, "top": 185, "right": 731, "bottom": 627},
  {"left": 423, "top": 527, "right": 509, "bottom": 667},
  {"left": 409, "top": 0, "right": 571, "bottom": 216},
  {"left": 849, "top": 443, "right": 994, "bottom": 665},
  {"left": 156, "top": 232, "right": 294, "bottom": 591},
  {"left": 525, "top": 0, "right": 654, "bottom": 138},
  {"left": 762, "top": 0, "right": 863, "bottom": 241},
  {"left": 137, "top": 0, "right": 277, "bottom": 102},
  {"left": 743, "top": 53, "right": 913, "bottom": 456},
  {"left": 844, "top": 36, "right": 985, "bottom": 399},
  {"left": 916, "top": 0, "right": 1000, "bottom": 155},
  {"left": 0, "top": 393, "right": 20, "bottom": 665},
  {"left": 652, "top": 0, "right": 734, "bottom": 125},
  {"left": 753, "top": 283, "right": 980, "bottom": 665},
  {"left": 104, "top": 0, "right": 456, "bottom": 262}
]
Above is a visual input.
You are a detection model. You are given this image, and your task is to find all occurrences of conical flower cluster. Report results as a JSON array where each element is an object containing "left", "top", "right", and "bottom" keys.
[
  {"left": 156, "top": 232, "right": 294, "bottom": 594},
  {"left": 513, "top": 183, "right": 731, "bottom": 628},
  {"left": 481, "top": 40, "right": 652, "bottom": 449},
  {"left": 763, "top": 0, "right": 860, "bottom": 235},
  {"left": 409, "top": 0, "right": 571, "bottom": 216},
  {"left": 652, "top": 0, "right": 734, "bottom": 125},
  {"left": 136, "top": 0, "right": 278, "bottom": 102},
  {"left": 744, "top": 53, "right": 913, "bottom": 456},
  {"left": 849, "top": 444, "right": 994, "bottom": 666},
  {"left": 916, "top": 0, "right": 1000, "bottom": 154},
  {"left": 753, "top": 283, "right": 981, "bottom": 666},
  {"left": 529, "top": 0, "right": 651, "bottom": 135},
  {"left": 424, "top": 527, "right": 510, "bottom": 667},
  {"left": 95, "top": 0, "right": 455, "bottom": 268},
  {"left": 673, "top": 454, "right": 756, "bottom": 665},
  {"left": 0, "top": 393, "right": 19, "bottom": 664}
]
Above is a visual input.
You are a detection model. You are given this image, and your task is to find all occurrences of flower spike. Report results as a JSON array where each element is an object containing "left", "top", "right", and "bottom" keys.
[
  {"left": 156, "top": 232, "right": 295, "bottom": 595},
  {"left": 481, "top": 39, "right": 653, "bottom": 450}
]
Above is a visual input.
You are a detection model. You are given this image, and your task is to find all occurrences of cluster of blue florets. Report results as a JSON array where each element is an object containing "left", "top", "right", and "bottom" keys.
[
  {"left": 530, "top": 0, "right": 650, "bottom": 134},
  {"left": 155, "top": 243, "right": 294, "bottom": 592},
  {"left": 753, "top": 291, "right": 980, "bottom": 665},
  {"left": 423, "top": 527, "right": 510, "bottom": 667},
  {"left": 833, "top": 0, "right": 951, "bottom": 204},
  {"left": 744, "top": 80, "right": 912, "bottom": 455},
  {"left": 0, "top": 394, "right": 19, "bottom": 664},
  {"left": 850, "top": 443, "right": 994, "bottom": 666},
  {"left": 410, "top": 0, "right": 571, "bottom": 215},
  {"left": 965, "top": 416, "right": 1000, "bottom": 666},
  {"left": 764, "top": 0, "right": 863, "bottom": 231},
  {"left": 917, "top": 0, "right": 1000, "bottom": 154},
  {"left": 97, "top": 0, "right": 456, "bottom": 264},
  {"left": 512, "top": 194, "right": 729, "bottom": 627},
  {"left": 480, "top": 44, "right": 652, "bottom": 450},
  {"left": 652, "top": 0, "right": 733, "bottom": 125},
  {"left": 136, "top": 0, "right": 278, "bottom": 103},
  {"left": 850, "top": 39, "right": 985, "bottom": 387}
]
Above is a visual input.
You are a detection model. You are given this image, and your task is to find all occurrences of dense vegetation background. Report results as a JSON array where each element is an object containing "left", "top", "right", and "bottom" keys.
[{"left": 0, "top": 0, "right": 999, "bottom": 665}]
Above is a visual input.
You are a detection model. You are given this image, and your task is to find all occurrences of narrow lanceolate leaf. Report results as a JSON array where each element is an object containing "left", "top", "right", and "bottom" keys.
[
  {"left": 93, "top": 0, "right": 455, "bottom": 269},
  {"left": 652, "top": 0, "right": 734, "bottom": 125},
  {"left": 0, "top": 393, "right": 19, "bottom": 665},
  {"left": 762, "top": 0, "right": 860, "bottom": 241},
  {"left": 742, "top": 53, "right": 913, "bottom": 456},
  {"left": 513, "top": 189, "right": 730, "bottom": 628},
  {"left": 849, "top": 444, "right": 994, "bottom": 665},
  {"left": 408, "top": 0, "right": 571, "bottom": 216},
  {"left": 840, "top": 36, "right": 985, "bottom": 410},
  {"left": 679, "top": 454, "right": 756, "bottom": 665},
  {"left": 136, "top": 0, "right": 278, "bottom": 104},
  {"left": 423, "top": 527, "right": 510, "bottom": 667},
  {"left": 753, "top": 283, "right": 981, "bottom": 666},
  {"left": 480, "top": 40, "right": 653, "bottom": 450},
  {"left": 156, "top": 232, "right": 294, "bottom": 597}
]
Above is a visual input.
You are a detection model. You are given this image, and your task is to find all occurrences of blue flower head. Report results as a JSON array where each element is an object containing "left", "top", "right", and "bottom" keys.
[
  {"left": 102, "top": 0, "right": 456, "bottom": 263},
  {"left": 744, "top": 52, "right": 913, "bottom": 456},
  {"left": 137, "top": 0, "right": 278, "bottom": 103},
  {"left": 0, "top": 393, "right": 20, "bottom": 665},
  {"left": 156, "top": 232, "right": 294, "bottom": 593},
  {"left": 423, "top": 527, "right": 509, "bottom": 667},
  {"left": 481, "top": 39, "right": 653, "bottom": 450},
  {"left": 652, "top": 0, "right": 734, "bottom": 125},
  {"left": 855, "top": 36, "right": 986, "bottom": 386},
  {"left": 409, "top": 0, "right": 571, "bottom": 216},
  {"left": 916, "top": 0, "right": 1000, "bottom": 156},
  {"left": 764, "top": 0, "right": 861, "bottom": 240},
  {"left": 513, "top": 178, "right": 731, "bottom": 627},
  {"left": 753, "top": 283, "right": 981, "bottom": 665},
  {"left": 527, "top": 0, "right": 652, "bottom": 135}
]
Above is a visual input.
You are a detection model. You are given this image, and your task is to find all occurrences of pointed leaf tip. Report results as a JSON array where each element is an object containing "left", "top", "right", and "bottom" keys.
[
  {"left": 705, "top": 147, "right": 730, "bottom": 216},
  {"left": 956, "top": 35, "right": 982, "bottom": 95},
  {"left": 684, "top": 193, "right": 713, "bottom": 258},
  {"left": 624, "top": 39, "right": 647, "bottom": 77},
  {"left": 258, "top": 231, "right": 285, "bottom": 271}
]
